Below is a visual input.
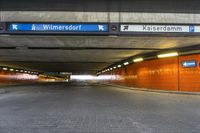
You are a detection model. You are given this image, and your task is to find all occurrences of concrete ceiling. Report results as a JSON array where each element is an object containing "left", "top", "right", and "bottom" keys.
[
  {"left": 2, "top": 0, "right": 200, "bottom": 24},
  {"left": 0, "top": 35, "right": 200, "bottom": 74},
  {"left": 1, "top": 0, "right": 200, "bottom": 13}
]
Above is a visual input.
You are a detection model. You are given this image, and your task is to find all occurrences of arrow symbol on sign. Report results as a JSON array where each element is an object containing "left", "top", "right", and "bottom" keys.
[
  {"left": 98, "top": 25, "right": 104, "bottom": 31},
  {"left": 12, "top": 24, "right": 18, "bottom": 30},
  {"left": 183, "top": 61, "right": 196, "bottom": 67},
  {"left": 123, "top": 25, "right": 129, "bottom": 31},
  {"left": 183, "top": 62, "right": 187, "bottom": 66}
]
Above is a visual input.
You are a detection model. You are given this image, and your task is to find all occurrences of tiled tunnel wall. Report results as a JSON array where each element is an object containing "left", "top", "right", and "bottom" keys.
[
  {"left": 0, "top": 71, "right": 39, "bottom": 85},
  {"left": 104, "top": 54, "right": 200, "bottom": 92},
  {"left": 179, "top": 54, "right": 200, "bottom": 92},
  {"left": 0, "top": 71, "right": 68, "bottom": 84}
]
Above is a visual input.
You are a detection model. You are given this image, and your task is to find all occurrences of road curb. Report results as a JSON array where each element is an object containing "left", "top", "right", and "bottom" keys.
[{"left": 101, "top": 83, "right": 200, "bottom": 96}]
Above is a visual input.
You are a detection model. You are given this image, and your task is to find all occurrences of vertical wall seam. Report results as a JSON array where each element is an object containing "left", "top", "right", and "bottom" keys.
[
  {"left": 177, "top": 56, "right": 180, "bottom": 91},
  {"left": 107, "top": 0, "right": 110, "bottom": 23},
  {"left": 119, "top": 0, "right": 121, "bottom": 23},
  {"left": 0, "top": 0, "right": 2, "bottom": 21}
]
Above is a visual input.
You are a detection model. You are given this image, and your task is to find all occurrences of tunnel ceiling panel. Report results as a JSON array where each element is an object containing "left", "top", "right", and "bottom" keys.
[
  {"left": 0, "top": 36, "right": 200, "bottom": 49},
  {"left": 0, "top": 35, "right": 200, "bottom": 73}
]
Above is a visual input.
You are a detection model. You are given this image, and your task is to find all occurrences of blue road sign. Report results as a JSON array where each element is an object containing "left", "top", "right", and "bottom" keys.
[
  {"left": 8, "top": 23, "right": 108, "bottom": 32},
  {"left": 182, "top": 60, "right": 197, "bottom": 68},
  {"left": 189, "top": 25, "right": 195, "bottom": 32}
]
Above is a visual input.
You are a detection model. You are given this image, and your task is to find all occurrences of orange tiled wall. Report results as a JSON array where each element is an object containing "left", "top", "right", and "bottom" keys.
[
  {"left": 0, "top": 71, "right": 39, "bottom": 84},
  {"left": 105, "top": 54, "right": 200, "bottom": 92},
  {"left": 179, "top": 54, "right": 200, "bottom": 92}
]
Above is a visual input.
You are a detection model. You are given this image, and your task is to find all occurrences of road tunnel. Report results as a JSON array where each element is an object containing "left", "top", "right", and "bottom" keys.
[{"left": 1, "top": 0, "right": 200, "bottom": 132}]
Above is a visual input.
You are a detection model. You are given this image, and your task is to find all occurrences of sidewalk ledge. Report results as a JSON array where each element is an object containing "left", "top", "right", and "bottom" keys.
[{"left": 100, "top": 83, "right": 200, "bottom": 96}]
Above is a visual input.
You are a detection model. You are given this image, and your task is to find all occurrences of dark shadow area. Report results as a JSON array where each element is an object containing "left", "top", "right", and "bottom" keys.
[
  {"left": 1, "top": 0, "right": 200, "bottom": 13},
  {"left": 0, "top": 61, "right": 110, "bottom": 74}
]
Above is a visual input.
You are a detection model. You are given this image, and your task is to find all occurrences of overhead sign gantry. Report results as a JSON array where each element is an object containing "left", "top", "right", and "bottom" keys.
[
  {"left": 120, "top": 24, "right": 200, "bottom": 34},
  {"left": 5, "top": 22, "right": 109, "bottom": 34},
  {"left": 2, "top": 22, "right": 200, "bottom": 35}
]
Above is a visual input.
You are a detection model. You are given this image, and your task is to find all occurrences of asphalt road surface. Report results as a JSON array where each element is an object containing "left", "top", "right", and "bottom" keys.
[{"left": 0, "top": 82, "right": 200, "bottom": 133}]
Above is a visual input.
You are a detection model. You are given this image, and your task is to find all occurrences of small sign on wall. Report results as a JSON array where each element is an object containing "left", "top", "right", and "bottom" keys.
[{"left": 182, "top": 60, "right": 197, "bottom": 68}]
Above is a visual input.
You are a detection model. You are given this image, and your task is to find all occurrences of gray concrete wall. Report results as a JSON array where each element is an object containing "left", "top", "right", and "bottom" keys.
[{"left": 1, "top": 0, "right": 200, "bottom": 23}]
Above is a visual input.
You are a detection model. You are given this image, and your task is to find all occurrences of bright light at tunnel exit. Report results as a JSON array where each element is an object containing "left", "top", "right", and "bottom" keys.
[{"left": 71, "top": 75, "right": 113, "bottom": 80}]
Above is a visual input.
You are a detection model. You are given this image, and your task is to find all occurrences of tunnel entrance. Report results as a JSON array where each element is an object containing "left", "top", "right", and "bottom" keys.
[
  {"left": 1, "top": 0, "right": 200, "bottom": 92},
  {"left": 1, "top": 22, "right": 200, "bottom": 91},
  {"left": 1, "top": 1, "right": 200, "bottom": 132}
]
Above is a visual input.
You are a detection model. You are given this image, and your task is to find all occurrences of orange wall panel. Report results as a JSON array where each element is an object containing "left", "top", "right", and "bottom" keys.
[
  {"left": 106, "top": 57, "right": 179, "bottom": 91},
  {"left": 179, "top": 54, "right": 200, "bottom": 92},
  {"left": 105, "top": 53, "right": 200, "bottom": 92},
  {"left": 0, "top": 71, "right": 39, "bottom": 84}
]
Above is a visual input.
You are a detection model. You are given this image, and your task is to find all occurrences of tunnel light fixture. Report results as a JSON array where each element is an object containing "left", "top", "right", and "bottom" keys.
[
  {"left": 20, "top": 70, "right": 24, "bottom": 73},
  {"left": 16, "top": 70, "right": 19, "bottom": 72},
  {"left": 35, "top": 72, "right": 39, "bottom": 75},
  {"left": 110, "top": 68, "right": 113, "bottom": 70},
  {"left": 24, "top": 71, "right": 27, "bottom": 73},
  {"left": 113, "top": 66, "right": 117, "bottom": 69},
  {"left": 133, "top": 58, "right": 144, "bottom": 63},
  {"left": 117, "top": 65, "right": 122, "bottom": 68},
  {"left": 9, "top": 68, "right": 14, "bottom": 71},
  {"left": 2, "top": 67, "right": 8, "bottom": 71},
  {"left": 157, "top": 52, "right": 178, "bottom": 58},
  {"left": 123, "top": 62, "right": 129, "bottom": 66}
]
